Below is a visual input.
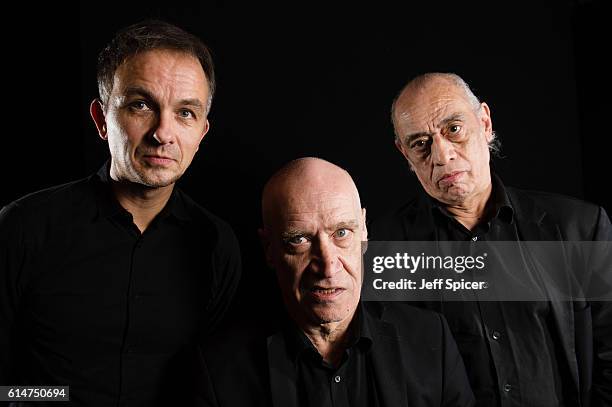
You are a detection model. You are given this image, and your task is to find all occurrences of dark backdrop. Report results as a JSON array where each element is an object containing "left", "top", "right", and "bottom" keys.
[{"left": 2, "top": 0, "right": 608, "bottom": 315}]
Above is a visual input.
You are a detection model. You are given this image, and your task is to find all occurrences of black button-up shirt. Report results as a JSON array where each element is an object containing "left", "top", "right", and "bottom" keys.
[
  {"left": 429, "top": 175, "right": 566, "bottom": 407},
  {"left": 284, "top": 306, "right": 377, "bottom": 407},
  {"left": 0, "top": 163, "right": 241, "bottom": 406}
]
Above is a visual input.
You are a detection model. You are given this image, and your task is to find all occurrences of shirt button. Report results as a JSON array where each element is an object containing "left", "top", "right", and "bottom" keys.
[
  {"left": 503, "top": 383, "right": 512, "bottom": 392},
  {"left": 334, "top": 375, "right": 341, "bottom": 383},
  {"left": 472, "top": 236, "right": 478, "bottom": 241},
  {"left": 492, "top": 331, "right": 501, "bottom": 340}
]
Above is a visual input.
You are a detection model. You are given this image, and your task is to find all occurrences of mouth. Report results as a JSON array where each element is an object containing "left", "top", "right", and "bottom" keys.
[
  {"left": 142, "top": 155, "right": 176, "bottom": 166},
  {"left": 438, "top": 171, "right": 465, "bottom": 185},
  {"left": 307, "top": 287, "right": 345, "bottom": 301}
]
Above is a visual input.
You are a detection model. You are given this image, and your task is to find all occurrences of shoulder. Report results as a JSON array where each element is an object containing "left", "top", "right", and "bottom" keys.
[
  {"left": 509, "top": 187, "right": 600, "bottom": 217},
  {"left": 199, "top": 318, "right": 270, "bottom": 397},
  {"left": 202, "top": 318, "right": 266, "bottom": 360},
  {"left": 369, "top": 302, "right": 447, "bottom": 348},
  {"left": 374, "top": 302, "right": 446, "bottom": 338},
  {"left": 174, "top": 189, "right": 240, "bottom": 249},
  {"left": 508, "top": 187, "right": 610, "bottom": 239},
  {"left": 1, "top": 176, "right": 93, "bottom": 226},
  {"left": 374, "top": 196, "right": 421, "bottom": 223},
  {"left": 368, "top": 196, "right": 421, "bottom": 238}
]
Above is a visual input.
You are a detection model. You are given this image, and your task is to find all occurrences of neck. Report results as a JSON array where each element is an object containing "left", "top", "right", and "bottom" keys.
[
  {"left": 298, "top": 313, "right": 355, "bottom": 367},
  {"left": 110, "top": 181, "right": 174, "bottom": 233},
  {"left": 444, "top": 182, "right": 493, "bottom": 231}
]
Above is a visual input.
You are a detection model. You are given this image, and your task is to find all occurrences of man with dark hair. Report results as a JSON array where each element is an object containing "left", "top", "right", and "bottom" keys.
[
  {"left": 197, "top": 157, "right": 475, "bottom": 407},
  {"left": 371, "top": 72, "right": 612, "bottom": 407},
  {"left": 0, "top": 20, "right": 240, "bottom": 405}
]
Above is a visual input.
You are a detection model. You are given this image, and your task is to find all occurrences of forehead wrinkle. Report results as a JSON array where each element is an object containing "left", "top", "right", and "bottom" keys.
[
  {"left": 261, "top": 158, "right": 362, "bottom": 229},
  {"left": 114, "top": 51, "right": 208, "bottom": 108},
  {"left": 401, "top": 96, "right": 465, "bottom": 138},
  {"left": 279, "top": 193, "right": 360, "bottom": 230}
]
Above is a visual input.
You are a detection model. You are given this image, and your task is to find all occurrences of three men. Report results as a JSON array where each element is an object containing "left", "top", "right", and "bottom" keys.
[
  {"left": 0, "top": 21, "right": 240, "bottom": 405},
  {"left": 2, "top": 18, "right": 607, "bottom": 406},
  {"left": 198, "top": 158, "right": 475, "bottom": 406},
  {"left": 371, "top": 72, "right": 612, "bottom": 406}
]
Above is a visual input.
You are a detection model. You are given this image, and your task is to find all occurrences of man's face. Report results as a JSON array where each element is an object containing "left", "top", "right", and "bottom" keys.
[
  {"left": 394, "top": 81, "right": 493, "bottom": 205},
  {"left": 92, "top": 49, "right": 210, "bottom": 187},
  {"left": 263, "top": 182, "right": 367, "bottom": 326}
]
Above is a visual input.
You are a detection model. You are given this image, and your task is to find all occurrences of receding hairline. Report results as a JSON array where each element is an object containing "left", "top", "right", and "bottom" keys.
[{"left": 390, "top": 72, "right": 481, "bottom": 136}]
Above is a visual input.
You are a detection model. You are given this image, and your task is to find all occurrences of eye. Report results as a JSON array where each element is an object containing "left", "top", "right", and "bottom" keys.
[
  {"left": 130, "top": 100, "right": 150, "bottom": 111},
  {"left": 178, "top": 109, "right": 195, "bottom": 119},
  {"left": 449, "top": 124, "right": 462, "bottom": 134},
  {"left": 334, "top": 228, "right": 351, "bottom": 239},
  {"left": 409, "top": 137, "right": 430, "bottom": 152},
  {"left": 287, "top": 235, "right": 308, "bottom": 245}
]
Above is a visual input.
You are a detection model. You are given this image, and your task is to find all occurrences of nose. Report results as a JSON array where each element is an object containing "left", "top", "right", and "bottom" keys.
[
  {"left": 152, "top": 111, "right": 176, "bottom": 145},
  {"left": 310, "top": 236, "right": 341, "bottom": 278},
  {"left": 431, "top": 134, "right": 456, "bottom": 166}
]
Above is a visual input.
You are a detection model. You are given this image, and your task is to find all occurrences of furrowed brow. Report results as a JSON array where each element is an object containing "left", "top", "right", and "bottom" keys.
[
  {"left": 402, "top": 113, "right": 466, "bottom": 144},
  {"left": 123, "top": 86, "right": 155, "bottom": 100},
  {"left": 178, "top": 98, "right": 205, "bottom": 112},
  {"left": 438, "top": 113, "right": 465, "bottom": 127},
  {"left": 334, "top": 220, "right": 361, "bottom": 230},
  {"left": 281, "top": 229, "right": 308, "bottom": 240},
  {"left": 403, "top": 131, "right": 432, "bottom": 145}
]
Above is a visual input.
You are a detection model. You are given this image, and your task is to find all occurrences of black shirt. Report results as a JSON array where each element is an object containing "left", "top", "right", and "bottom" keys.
[
  {"left": 0, "top": 163, "right": 241, "bottom": 406},
  {"left": 426, "top": 175, "right": 566, "bottom": 407},
  {"left": 284, "top": 306, "right": 376, "bottom": 407}
]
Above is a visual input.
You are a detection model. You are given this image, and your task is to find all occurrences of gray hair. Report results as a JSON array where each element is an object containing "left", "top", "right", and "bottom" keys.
[{"left": 391, "top": 72, "right": 501, "bottom": 157}]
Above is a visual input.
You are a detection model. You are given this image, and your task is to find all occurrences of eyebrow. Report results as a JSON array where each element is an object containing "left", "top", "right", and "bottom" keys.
[
  {"left": 123, "top": 86, "right": 155, "bottom": 101},
  {"left": 123, "top": 86, "right": 205, "bottom": 111},
  {"left": 280, "top": 220, "right": 361, "bottom": 239},
  {"left": 281, "top": 229, "right": 307, "bottom": 240},
  {"left": 402, "top": 113, "right": 466, "bottom": 145},
  {"left": 333, "top": 220, "right": 361, "bottom": 231}
]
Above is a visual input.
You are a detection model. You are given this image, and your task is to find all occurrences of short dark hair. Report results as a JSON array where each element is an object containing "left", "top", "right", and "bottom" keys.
[{"left": 96, "top": 19, "right": 215, "bottom": 111}]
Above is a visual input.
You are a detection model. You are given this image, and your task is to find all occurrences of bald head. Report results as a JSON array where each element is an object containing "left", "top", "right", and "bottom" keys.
[
  {"left": 261, "top": 157, "right": 361, "bottom": 229},
  {"left": 391, "top": 73, "right": 481, "bottom": 139}
]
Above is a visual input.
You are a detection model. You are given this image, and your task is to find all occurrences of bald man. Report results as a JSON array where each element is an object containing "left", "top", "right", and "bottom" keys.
[
  {"left": 197, "top": 158, "right": 475, "bottom": 407},
  {"left": 370, "top": 72, "right": 612, "bottom": 407}
]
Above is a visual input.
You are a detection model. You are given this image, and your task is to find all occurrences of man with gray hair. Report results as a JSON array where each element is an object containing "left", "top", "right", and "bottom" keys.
[
  {"left": 198, "top": 157, "right": 475, "bottom": 406},
  {"left": 370, "top": 72, "right": 612, "bottom": 406},
  {"left": 0, "top": 20, "right": 240, "bottom": 405}
]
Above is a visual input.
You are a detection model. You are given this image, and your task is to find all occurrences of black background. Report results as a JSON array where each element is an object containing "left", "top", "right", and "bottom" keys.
[{"left": 2, "top": 0, "right": 609, "bottom": 314}]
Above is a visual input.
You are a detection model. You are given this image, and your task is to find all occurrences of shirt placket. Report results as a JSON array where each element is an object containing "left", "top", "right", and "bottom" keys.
[{"left": 117, "top": 218, "right": 146, "bottom": 406}]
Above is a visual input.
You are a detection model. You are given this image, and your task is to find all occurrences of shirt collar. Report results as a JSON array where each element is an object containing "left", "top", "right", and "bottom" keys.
[
  {"left": 92, "top": 160, "right": 191, "bottom": 222},
  {"left": 284, "top": 302, "right": 374, "bottom": 364}
]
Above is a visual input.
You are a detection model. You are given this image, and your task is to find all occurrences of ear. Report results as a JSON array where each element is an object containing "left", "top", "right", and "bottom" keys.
[
  {"left": 361, "top": 207, "right": 369, "bottom": 254},
  {"left": 195, "top": 119, "right": 210, "bottom": 152},
  {"left": 258, "top": 227, "right": 274, "bottom": 268},
  {"left": 90, "top": 99, "right": 108, "bottom": 141},
  {"left": 395, "top": 138, "right": 415, "bottom": 172},
  {"left": 361, "top": 208, "right": 368, "bottom": 241},
  {"left": 479, "top": 102, "right": 493, "bottom": 143}
]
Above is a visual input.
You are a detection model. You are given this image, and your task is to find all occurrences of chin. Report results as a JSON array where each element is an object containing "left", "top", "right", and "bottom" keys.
[
  {"left": 444, "top": 185, "right": 472, "bottom": 201},
  {"left": 310, "top": 306, "right": 350, "bottom": 324},
  {"left": 138, "top": 171, "right": 181, "bottom": 188}
]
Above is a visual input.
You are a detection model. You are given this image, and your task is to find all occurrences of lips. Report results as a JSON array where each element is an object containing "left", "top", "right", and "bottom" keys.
[
  {"left": 307, "top": 286, "right": 345, "bottom": 301},
  {"left": 143, "top": 155, "right": 176, "bottom": 165},
  {"left": 437, "top": 171, "right": 465, "bottom": 185}
]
